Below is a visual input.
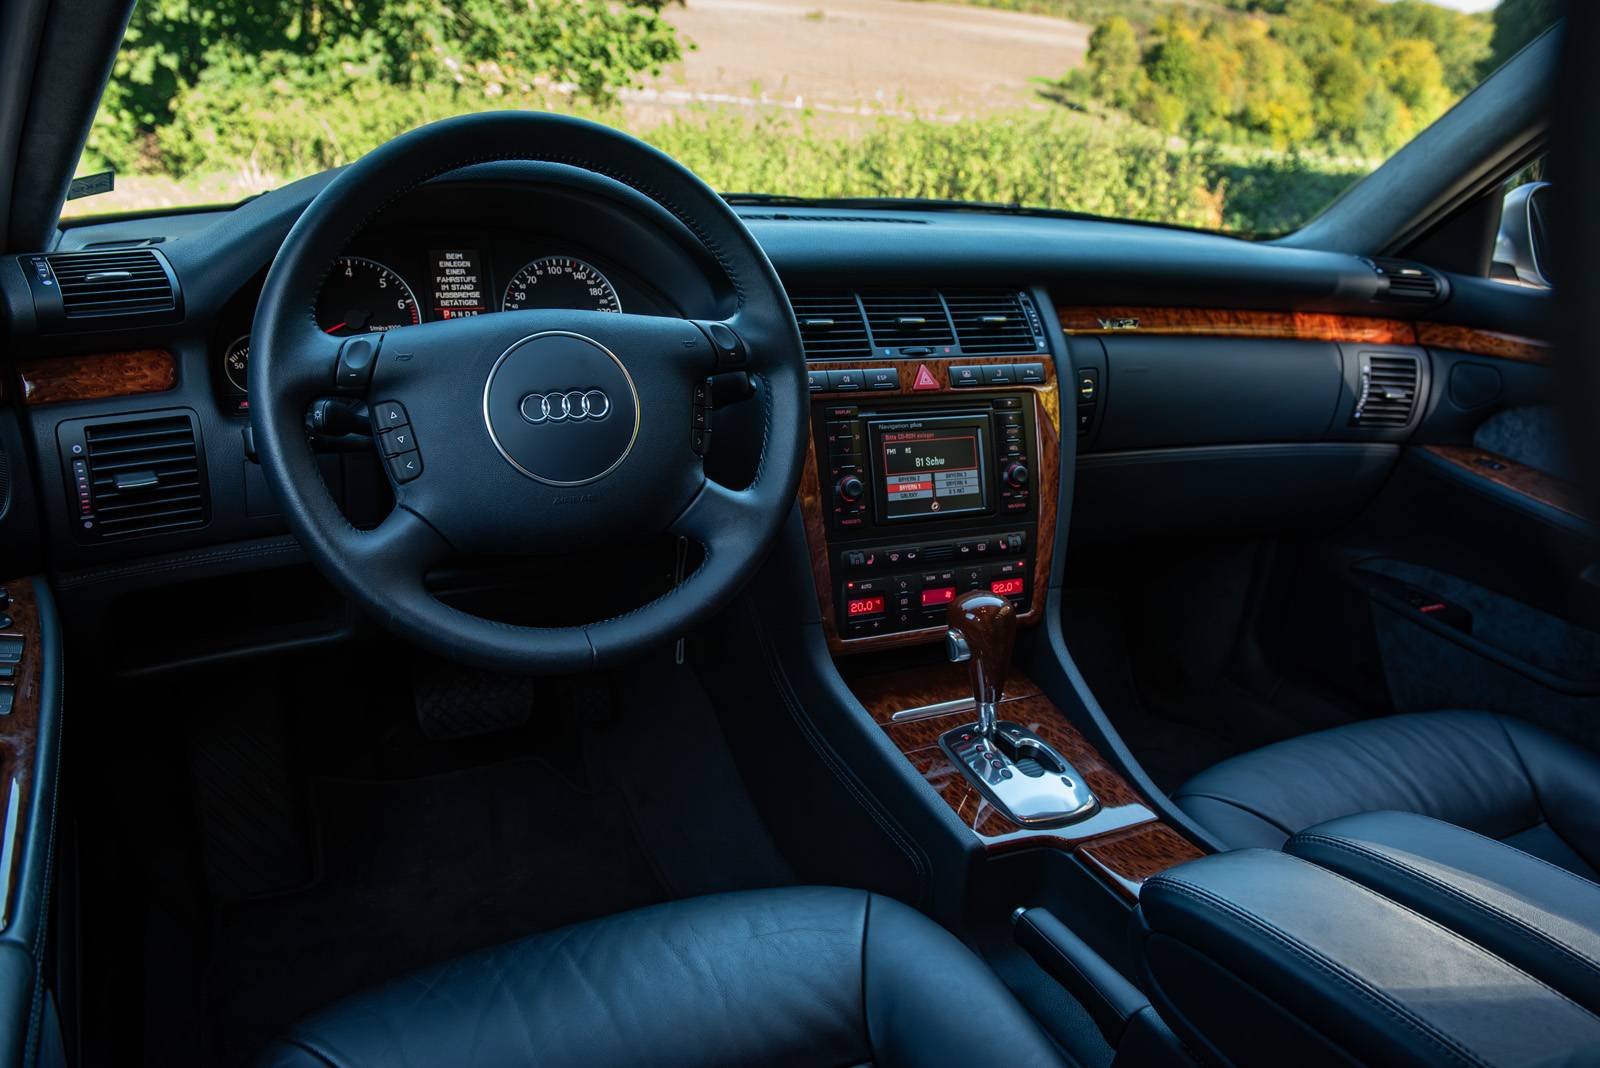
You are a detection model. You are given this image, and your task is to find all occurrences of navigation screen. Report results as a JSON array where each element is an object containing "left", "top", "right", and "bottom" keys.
[
  {"left": 429, "top": 249, "right": 486, "bottom": 319},
  {"left": 872, "top": 416, "right": 991, "bottom": 521}
]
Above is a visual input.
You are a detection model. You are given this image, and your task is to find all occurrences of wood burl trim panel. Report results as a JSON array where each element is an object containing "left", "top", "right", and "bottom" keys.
[
  {"left": 847, "top": 660, "right": 1203, "bottom": 892},
  {"left": 1055, "top": 306, "right": 1416, "bottom": 345},
  {"left": 17, "top": 349, "right": 177, "bottom": 406},
  {"left": 1422, "top": 444, "right": 1591, "bottom": 521}
]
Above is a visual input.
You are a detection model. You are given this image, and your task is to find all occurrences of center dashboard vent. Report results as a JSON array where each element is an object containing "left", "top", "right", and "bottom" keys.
[
  {"left": 21, "top": 249, "right": 182, "bottom": 331},
  {"left": 1367, "top": 258, "right": 1444, "bottom": 304},
  {"left": 1352, "top": 353, "right": 1421, "bottom": 428},
  {"left": 60, "top": 411, "right": 210, "bottom": 540},
  {"left": 946, "top": 291, "right": 1042, "bottom": 354},
  {"left": 859, "top": 291, "right": 956, "bottom": 347},
  {"left": 790, "top": 292, "right": 871, "bottom": 359}
]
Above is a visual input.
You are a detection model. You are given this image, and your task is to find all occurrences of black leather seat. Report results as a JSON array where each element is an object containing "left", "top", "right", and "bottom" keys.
[
  {"left": 259, "top": 886, "right": 1071, "bottom": 1068},
  {"left": 1172, "top": 711, "right": 1600, "bottom": 878}
]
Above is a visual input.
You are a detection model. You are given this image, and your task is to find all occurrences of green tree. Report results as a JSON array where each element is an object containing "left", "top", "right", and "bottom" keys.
[
  {"left": 1485, "top": 0, "right": 1563, "bottom": 74},
  {"left": 1083, "top": 16, "right": 1144, "bottom": 108},
  {"left": 88, "top": 0, "right": 682, "bottom": 174}
]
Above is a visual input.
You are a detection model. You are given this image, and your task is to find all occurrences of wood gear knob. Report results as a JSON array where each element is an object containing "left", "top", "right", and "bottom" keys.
[{"left": 946, "top": 588, "right": 1016, "bottom": 713}]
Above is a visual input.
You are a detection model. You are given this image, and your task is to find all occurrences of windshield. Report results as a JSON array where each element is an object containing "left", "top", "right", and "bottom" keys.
[{"left": 67, "top": 0, "right": 1555, "bottom": 236}]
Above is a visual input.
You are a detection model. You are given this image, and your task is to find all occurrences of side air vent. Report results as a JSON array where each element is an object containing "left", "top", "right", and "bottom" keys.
[
  {"left": 1367, "top": 258, "right": 1444, "bottom": 303},
  {"left": 1352, "top": 353, "right": 1421, "bottom": 428},
  {"left": 60, "top": 411, "right": 210, "bottom": 540},
  {"left": 860, "top": 291, "right": 956, "bottom": 347},
  {"left": 48, "top": 249, "right": 176, "bottom": 317},
  {"left": 790, "top": 292, "right": 871, "bottom": 360},
  {"left": 946, "top": 291, "right": 1041, "bottom": 355},
  {"left": 21, "top": 249, "right": 182, "bottom": 331}
]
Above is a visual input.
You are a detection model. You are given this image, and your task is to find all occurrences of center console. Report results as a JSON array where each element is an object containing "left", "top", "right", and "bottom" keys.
[{"left": 799, "top": 356, "right": 1060, "bottom": 652}]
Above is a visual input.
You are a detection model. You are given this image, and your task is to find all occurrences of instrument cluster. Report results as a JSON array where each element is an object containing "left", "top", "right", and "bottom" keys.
[{"left": 219, "top": 233, "right": 669, "bottom": 412}]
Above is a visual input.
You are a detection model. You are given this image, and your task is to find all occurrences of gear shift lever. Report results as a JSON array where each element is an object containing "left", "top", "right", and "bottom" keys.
[
  {"left": 945, "top": 590, "right": 1016, "bottom": 739},
  {"left": 941, "top": 590, "right": 1099, "bottom": 827}
]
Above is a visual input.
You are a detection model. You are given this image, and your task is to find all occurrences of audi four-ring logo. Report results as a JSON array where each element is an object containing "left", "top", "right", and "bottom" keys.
[{"left": 519, "top": 389, "right": 611, "bottom": 424}]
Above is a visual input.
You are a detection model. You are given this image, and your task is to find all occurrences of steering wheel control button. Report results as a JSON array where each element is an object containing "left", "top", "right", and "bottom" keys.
[
  {"left": 335, "top": 334, "right": 381, "bottom": 391},
  {"left": 373, "top": 401, "right": 408, "bottom": 430},
  {"left": 387, "top": 450, "right": 423, "bottom": 483},
  {"left": 483, "top": 331, "right": 640, "bottom": 486},
  {"left": 699, "top": 321, "right": 745, "bottom": 367},
  {"left": 378, "top": 425, "right": 416, "bottom": 457},
  {"left": 690, "top": 378, "right": 713, "bottom": 456}
]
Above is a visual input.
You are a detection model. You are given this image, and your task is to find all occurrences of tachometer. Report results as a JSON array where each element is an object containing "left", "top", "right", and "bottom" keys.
[
  {"left": 317, "top": 256, "right": 421, "bottom": 335},
  {"left": 501, "top": 256, "right": 622, "bottom": 313}
]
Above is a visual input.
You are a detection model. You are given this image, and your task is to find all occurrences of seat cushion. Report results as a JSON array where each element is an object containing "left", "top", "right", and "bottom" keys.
[
  {"left": 1172, "top": 711, "right": 1600, "bottom": 877},
  {"left": 258, "top": 885, "right": 1071, "bottom": 1068}
]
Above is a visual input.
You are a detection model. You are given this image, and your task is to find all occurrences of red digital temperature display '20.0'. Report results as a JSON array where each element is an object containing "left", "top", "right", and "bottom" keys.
[
  {"left": 990, "top": 577, "right": 1025, "bottom": 597},
  {"left": 847, "top": 595, "right": 886, "bottom": 617}
]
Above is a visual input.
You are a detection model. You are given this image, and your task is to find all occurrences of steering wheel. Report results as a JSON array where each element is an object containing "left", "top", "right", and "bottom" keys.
[{"left": 250, "top": 113, "right": 808, "bottom": 673}]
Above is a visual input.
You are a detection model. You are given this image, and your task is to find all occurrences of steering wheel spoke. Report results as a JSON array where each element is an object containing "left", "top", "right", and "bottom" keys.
[
  {"left": 671, "top": 478, "right": 765, "bottom": 554},
  {"left": 345, "top": 505, "right": 452, "bottom": 576}
]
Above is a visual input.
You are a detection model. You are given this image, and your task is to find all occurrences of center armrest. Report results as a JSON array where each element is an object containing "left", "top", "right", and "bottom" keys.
[
  {"left": 1135, "top": 849, "right": 1600, "bottom": 1068},
  {"left": 1286, "top": 809, "right": 1600, "bottom": 1015}
]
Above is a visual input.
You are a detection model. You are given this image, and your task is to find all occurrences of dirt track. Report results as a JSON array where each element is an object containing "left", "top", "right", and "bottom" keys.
[{"left": 646, "top": 0, "right": 1090, "bottom": 118}]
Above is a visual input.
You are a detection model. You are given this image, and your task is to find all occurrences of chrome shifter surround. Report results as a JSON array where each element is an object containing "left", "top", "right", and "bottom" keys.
[{"left": 939, "top": 720, "right": 1099, "bottom": 827}]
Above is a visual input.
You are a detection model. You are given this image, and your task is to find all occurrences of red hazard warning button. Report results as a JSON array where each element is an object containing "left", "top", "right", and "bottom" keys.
[{"left": 912, "top": 364, "right": 940, "bottom": 391}]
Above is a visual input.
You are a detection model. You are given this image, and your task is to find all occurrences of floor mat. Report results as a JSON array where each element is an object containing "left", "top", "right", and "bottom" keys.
[{"left": 207, "top": 752, "right": 668, "bottom": 1065}]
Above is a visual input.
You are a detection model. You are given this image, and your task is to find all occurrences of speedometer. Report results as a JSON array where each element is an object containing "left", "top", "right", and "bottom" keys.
[
  {"left": 317, "top": 256, "right": 421, "bottom": 336},
  {"left": 501, "top": 257, "right": 622, "bottom": 314}
]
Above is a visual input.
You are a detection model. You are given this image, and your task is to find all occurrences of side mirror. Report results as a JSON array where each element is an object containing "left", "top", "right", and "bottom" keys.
[{"left": 1492, "top": 181, "right": 1553, "bottom": 287}]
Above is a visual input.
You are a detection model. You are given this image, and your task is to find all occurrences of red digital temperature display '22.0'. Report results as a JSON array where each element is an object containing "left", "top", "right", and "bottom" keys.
[
  {"left": 847, "top": 594, "right": 886, "bottom": 617},
  {"left": 990, "top": 577, "right": 1026, "bottom": 597}
]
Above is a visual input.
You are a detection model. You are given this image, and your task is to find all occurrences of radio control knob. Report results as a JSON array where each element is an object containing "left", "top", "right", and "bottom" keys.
[
  {"left": 836, "top": 475, "right": 865, "bottom": 502},
  {"left": 1004, "top": 462, "right": 1030, "bottom": 488}
]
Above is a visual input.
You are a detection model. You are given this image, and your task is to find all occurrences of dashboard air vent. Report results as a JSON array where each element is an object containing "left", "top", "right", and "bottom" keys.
[
  {"left": 1367, "top": 258, "right": 1443, "bottom": 303},
  {"left": 43, "top": 249, "right": 177, "bottom": 319},
  {"left": 79, "top": 413, "right": 209, "bottom": 539},
  {"left": 946, "top": 291, "right": 1039, "bottom": 354},
  {"left": 1352, "top": 353, "right": 1421, "bottom": 428},
  {"left": 790, "top": 292, "right": 871, "bottom": 360},
  {"left": 860, "top": 291, "right": 955, "bottom": 347}
]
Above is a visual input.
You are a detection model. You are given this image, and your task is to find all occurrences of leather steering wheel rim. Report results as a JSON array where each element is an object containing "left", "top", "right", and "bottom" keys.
[{"left": 250, "top": 112, "right": 807, "bottom": 673}]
